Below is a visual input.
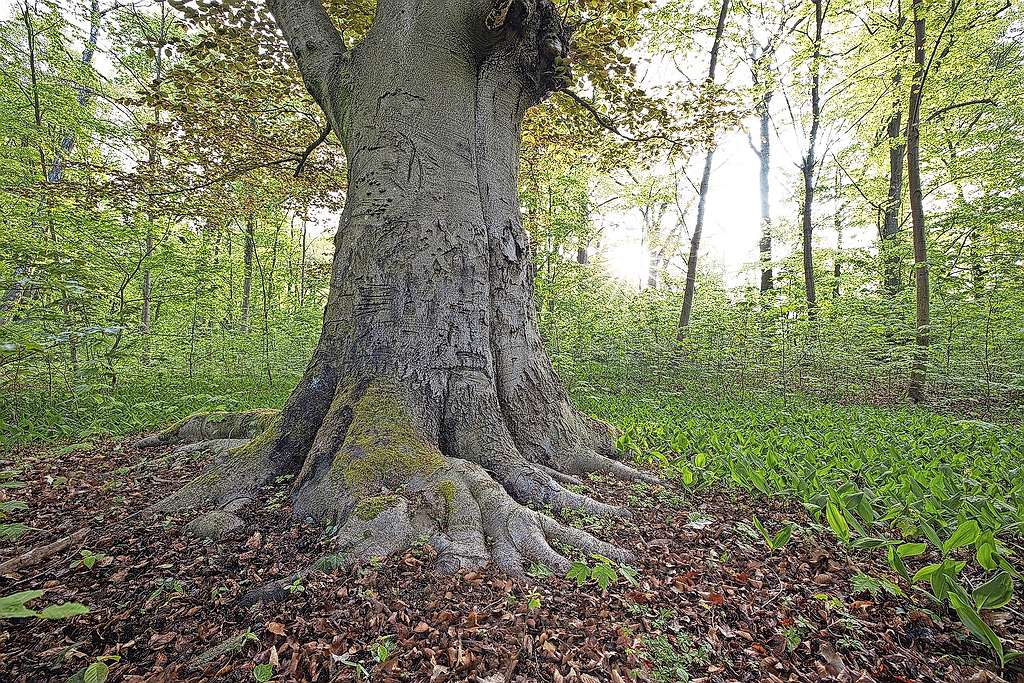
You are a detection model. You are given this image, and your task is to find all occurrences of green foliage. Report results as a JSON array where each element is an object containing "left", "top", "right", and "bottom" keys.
[
  {"left": 252, "top": 663, "right": 273, "bottom": 682},
  {"left": 0, "top": 590, "right": 89, "bottom": 620},
  {"left": 588, "top": 387, "right": 1023, "bottom": 665},
  {"left": 566, "top": 554, "right": 639, "bottom": 591},
  {"left": 750, "top": 515, "right": 795, "bottom": 551},
  {"left": 370, "top": 635, "right": 396, "bottom": 664}
]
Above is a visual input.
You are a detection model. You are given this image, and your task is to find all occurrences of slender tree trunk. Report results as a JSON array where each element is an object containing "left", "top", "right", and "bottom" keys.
[
  {"left": 576, "top": 245, "right": 588, "bottom": 264},
  {"left": 299, "top": 218, "right": 309, "bottom": 308},
  {"left": 907, "top": 0, "right": 929, "bottom": 403},
  {"left": 758, "top": 91, "right": 773, "bottom": 293},
  {"left": 833, "top": 187, "right": 842, "bottom": 300},
  {"left": 881, "top": 85, "right": 905, "bottom": 295},
  {"left": 145, "top": 0, "right": 645, "bottom": 577},
  {"left": 141, "top": 4, "right": 167, "bottom": 332},
  {"left": 801, "top": 0, "right": 823, "bottom": 320},
  {"left": 141, "top": 229, "right": 153, "bottom": 329},
  {"left": 677, "top": 0, "right": 731, "bottom": 338},
  {"left": 1, "top": 0, "right": 100, "bottom": 324},
  {"left": 241, "top": 217, "right": 254, "bottom": 333}
]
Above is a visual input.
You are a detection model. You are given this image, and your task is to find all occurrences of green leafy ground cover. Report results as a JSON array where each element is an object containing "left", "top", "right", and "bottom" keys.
[{"left": 580, "top": 388, "right": 1024, "bottom": 665}]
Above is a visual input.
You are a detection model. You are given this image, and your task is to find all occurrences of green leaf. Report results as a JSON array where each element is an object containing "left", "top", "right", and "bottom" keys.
[
  {"left": 911, "top": 563, "right": 941, "bottom": 583},
  {"left": 771, "top": 524, "right": 793, "bottom": 550},
  {"left": 0, "top": 589, "right": 44, "bottom": 618},
  {"left": 566, "top": 561, "right": 589, "bottom": 586},
  {"left": 252, "top": 663, "right": 273, "bottom": 682},
  {"left": 949, "top": 594, "right": 1004, "bottom": 664},
  {"left": 943, "top": 520, "right": 980, "bottom": 554},
  {"left": 38, "top": 602, "right": 89, "bottom": 620},
  {"left": 887, "top": 546, "right": 911, "bottom": 582},
  {"left": 591, "top": 562, "right": 617, "bottom": 590},
  {"left": 976, "top": 541, "right": 997, "bottom": 571},
  {"left": 972, "top": 572, "right": 1014, "bottom": 611},
  {"left": 84, "top": 661, "right": 110, "bottom": 683},
  {"left": 825, "top": 501, "right": 850, "bottom": 543},
  {"left": 896, "top": 542, "right": 927, "bottom": 557},
  {"left": 920, "top": 522, "right": 942, "bottom": 548}
]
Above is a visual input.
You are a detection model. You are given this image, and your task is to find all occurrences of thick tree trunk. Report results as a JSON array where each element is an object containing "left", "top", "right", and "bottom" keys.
[
  {"left": 907, "top": 0, "right": 929, "bottom": 403},
  {"left": 677, "top": 0, "right": 731, "bottom": 337},
  {"left": 144, "top": 0, "right": 647, "bottom": 578}
]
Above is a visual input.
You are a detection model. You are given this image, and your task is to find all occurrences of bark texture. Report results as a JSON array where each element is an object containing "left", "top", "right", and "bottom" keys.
[
  {"left": 907, "top": 0, "right": 929, "bottom": 403},
  {"left": 142, "top": 0, "right": 650, "bottom": 577}
]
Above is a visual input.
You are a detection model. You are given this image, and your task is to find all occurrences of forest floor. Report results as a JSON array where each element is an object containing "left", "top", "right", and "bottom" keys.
[{"left": 1, "top": 432, "right": 1022, "bottom": 683}]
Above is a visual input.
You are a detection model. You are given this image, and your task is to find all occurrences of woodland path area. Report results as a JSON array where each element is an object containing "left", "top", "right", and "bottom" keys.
[{"left": 1, "top": 435, "right": 1020, "bottom": 683}]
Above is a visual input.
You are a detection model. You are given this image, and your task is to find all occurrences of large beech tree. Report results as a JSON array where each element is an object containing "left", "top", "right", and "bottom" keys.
[{"left": 139, "top": 0, "right": 654, "bottom": 576}]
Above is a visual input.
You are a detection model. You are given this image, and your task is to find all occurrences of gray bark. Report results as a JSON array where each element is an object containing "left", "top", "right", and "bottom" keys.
[
  {"left": 881, "top": 77, "right": 905, "bottom": 295},
  {"left": 240, "top": 217, "right": 254, "bottom": 333},
  {"left": 149, "top": 0, "right": 647, "bottom": 576},
  {"left": 757, "top": 94, "right": 773, "bottom": 293},
  {"left": 907, "top": 0, "right": 929, "bottom": 403}
]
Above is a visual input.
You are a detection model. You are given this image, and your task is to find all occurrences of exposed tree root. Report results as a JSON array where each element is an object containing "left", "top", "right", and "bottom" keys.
[
  {"left": 136, "top": 380, "right": 648, "bottom": 587},
  {"left": 134, "top": 409, "right": 278, "bottom": 448}
]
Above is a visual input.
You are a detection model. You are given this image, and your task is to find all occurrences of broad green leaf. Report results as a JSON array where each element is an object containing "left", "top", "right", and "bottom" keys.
[
  {"left": 84, "top": 661, "right": 110, "bottom": 683},
  {"left": 972, "top": 572, "right": 1013, "bottom": 611},
  {"left": 949, "top": 594, "right": 1004, "bottom": 664},
  {"left": 896, "top": 542, "right": 927, "bottom": 557},
  {"left": 38, "top": 602, "right": 89, "bottom": 620},
  {"left": 825, "top": 501, "right": 850, "bottom": 543},
  {"left": 943, "top": 520, "right": 980, "bottom": 554}
]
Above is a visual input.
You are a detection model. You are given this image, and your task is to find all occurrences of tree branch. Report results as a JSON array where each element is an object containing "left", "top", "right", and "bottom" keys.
[
  {"left": 560, "top": 89, "right": 690, "bottom": 149},
  {"left": 925, "top": 98, "right": 996, "bottom": 123},
  {"left": 294, "top": 123, "right": 332, "bottom": 177},
  {"left": 265, "top": 0, "right": 350, "bottom": 122}
]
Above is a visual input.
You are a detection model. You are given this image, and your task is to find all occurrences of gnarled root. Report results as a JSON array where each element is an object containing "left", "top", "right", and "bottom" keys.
[
  {"left": 142, "top": 378, "right": 648, "bottom": 583},
  {"left": 135, "top": 409, "right": 279, "bottom": 448}
]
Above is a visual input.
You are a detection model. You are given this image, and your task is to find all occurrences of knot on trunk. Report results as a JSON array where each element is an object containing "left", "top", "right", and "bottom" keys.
[{"left": 485, "top": 0, "right": 571, "bottom": 104}]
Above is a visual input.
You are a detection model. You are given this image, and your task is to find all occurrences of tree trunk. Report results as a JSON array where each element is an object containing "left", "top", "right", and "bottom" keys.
[
  {"left": 907, "top": 0, "right": 929, "bottom": 403},
  {"left": 1, "top": 0, "right": 101, "bottom": 324},
  {"left": 677, "top": 0, "right": 731, "bottom": 338},
  {"left": 758, "top": 91, "right": 773, "bottom": 293},
  {"left": 241, "top": 217, "right": 254, "bottom": 333},
  {"left": 143, "top": 0, "right": 647, "bottom": 578},
  {"left": 881, "top": 86, "right": 905, "bottom": 295},
  {"left": 801, "top": 0, "right": 823, "bottom": 320},
  {"left": 141, "top": 228, "right": 153, "bottom": 330}
]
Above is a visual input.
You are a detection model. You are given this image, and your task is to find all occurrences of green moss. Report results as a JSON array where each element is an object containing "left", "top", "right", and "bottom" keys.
[
  {"left": 158, "top": 413, "right": 196, "bottom": 440},
  {"left": 335, "top": 382, "right": 445, "bottom": 492},
  {"left": 229, "top": 413, "right": 282, "bottom": 465},
  {"left": 437, "top": 479, "right": 457, "bottom": 507},
  {"left": 354, "top": 494, "right": 400, "bottom": 521}
]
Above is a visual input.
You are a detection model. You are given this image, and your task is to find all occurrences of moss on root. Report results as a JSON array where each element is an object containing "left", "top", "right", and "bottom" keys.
[
  {"left": 354, "top": 494, "right": 400, "bottom": 521},
  {"left": 229, "top": 413, "right": 283, "bottom": 465},
  {"left": 155, "top": 408, "right": 282, "bottom": 444},
  {"left": 335, "top": 383, "right": 445, "bottom": 493}
]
